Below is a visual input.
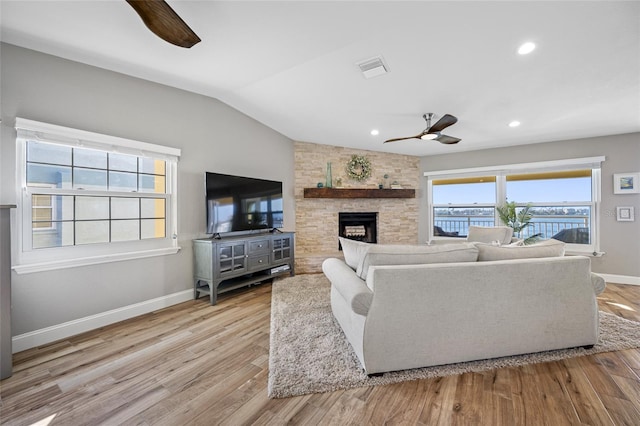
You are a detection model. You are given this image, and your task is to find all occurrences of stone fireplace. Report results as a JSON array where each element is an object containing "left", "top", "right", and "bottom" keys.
[{"left": 294, "top": 141, "right": 420, "bottom": 273}]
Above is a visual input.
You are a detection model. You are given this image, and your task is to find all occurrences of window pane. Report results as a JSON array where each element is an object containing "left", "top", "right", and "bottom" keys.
[
  {"left": 111, "top": 220, "right": 140, "bottom": 242},
  {"left": 27, "top": 164, "right": 72, "bottom": 188},
  {"left": 109, "top": 153, "right": 138, "bottom": 172},
  {"left": 139, "top": 158, "right": 166, "bottom": 175},
  {"left": 32, "top": 194, "right": 75, "bottom": 223},
  {"left": 74, "top": 168, "right": 107, "bottom": 190},
  {"left": 75, "top": 196, "right": 109, "bottom": 220},
  {"left": 141, "top": 219, "right": 165, "bottom": 239},
  {"left": 32, "top": 207, "right": 52, "bottom": 222},
  {"left": 76, "top": 220, "right": 109, "bottom": 245},
  {"left": 507, "top": 177, "right": 592, "bottom": 203},
  {"left": 140, "top": 198, "right": 165, "bottom": 218},
  {"left": 32, "top": 222, "right": 74, "bottom": 249},
  {"left": 139, "top": 175, "right": 165, "bottom": 193},
  {"left": 109, "top": 171, "right": 138, "bottom": 192},
  {"left": 111, "top": 197, "right": 139, "bottom": 219},
  {"left": 433, "top": 207, "right": 495, "bottom": 237},
  {"left": 55, "top": 195, "right": 75, "bottom": 221},
  {"left": 32, "top": 194, "right": 52, "bottom": 207},
  {"left": 527, "top": 206, "right": 591, "bottom": 243},
  {"left": 74, "top": 148, "right": 107, "bottom": 169},
  {"left": 27, "top": 141, "right": 71, "bottom": 165},
  {"left": 433, "top": 181, "right": 496, "bottom": 204}
]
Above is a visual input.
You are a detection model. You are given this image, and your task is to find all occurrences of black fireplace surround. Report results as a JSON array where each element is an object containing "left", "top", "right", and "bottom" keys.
[{"left": 338, "top": 212, "right": 377, "bottom": 250}]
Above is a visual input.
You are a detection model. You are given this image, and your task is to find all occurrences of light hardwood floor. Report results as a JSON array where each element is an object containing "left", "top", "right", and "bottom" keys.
[{"left": 1, "top": 280, "right": 639, "bottom": 425}]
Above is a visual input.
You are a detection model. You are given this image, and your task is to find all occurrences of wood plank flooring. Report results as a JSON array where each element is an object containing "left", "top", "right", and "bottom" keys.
[{"left": 1, "top": 280, "right": 638, "bottom": 425}]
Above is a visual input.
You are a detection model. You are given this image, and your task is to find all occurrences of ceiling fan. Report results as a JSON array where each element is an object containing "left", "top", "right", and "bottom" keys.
[
  {"left": 384, "top": 113, "right": 461, "bottom": 144},
  {"left": 126, "top": 0, "right": 201, "bottom": 48}
]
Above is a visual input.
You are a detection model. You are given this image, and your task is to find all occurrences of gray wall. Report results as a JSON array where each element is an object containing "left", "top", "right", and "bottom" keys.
[
  {"left": 0, "top": 43, "right": 295, "bottom": 335},
  {"left": 419, "top": 133, "right": 640, "bottom": 277}
]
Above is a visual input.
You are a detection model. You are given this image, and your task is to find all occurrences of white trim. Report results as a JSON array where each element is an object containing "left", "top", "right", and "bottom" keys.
[
  {"left": 15, "top": 118, "right": 181, "bottom": 159},
  {"left": 12, "top": 289, "right": 193, "bottom": 353},
  {"left": 13, "top": 246, "right": 180, "bottom": 274},
  {"left": 423, "top": 156, "right": 606, "bottom": 177},
  {"left": 597, "top": 273, "right": 640, "bottom": 286}
]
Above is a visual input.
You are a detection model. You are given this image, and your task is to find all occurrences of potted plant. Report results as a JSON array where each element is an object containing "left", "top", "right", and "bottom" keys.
[{"left": 496, "top": 201, "right": 542, "bottom": 245}]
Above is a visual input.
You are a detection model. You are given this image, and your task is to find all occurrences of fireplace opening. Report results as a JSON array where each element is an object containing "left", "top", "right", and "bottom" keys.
[{"left": 338, "top": 212, "right": 377, "bottom": 250}]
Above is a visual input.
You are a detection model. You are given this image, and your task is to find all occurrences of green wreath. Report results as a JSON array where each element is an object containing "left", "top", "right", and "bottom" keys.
[{"left": 346, "top": 155, "right": 372, "bottom": 181}]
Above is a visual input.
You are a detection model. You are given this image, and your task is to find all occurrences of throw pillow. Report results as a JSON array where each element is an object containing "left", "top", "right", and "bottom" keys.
[
  {"left": 466, "top": 225, "right": 514, "bottom": 245},
  {"left": 356, "top": 243, "right": 479, "bottom": 280},
  {"left": 339, "top": 237, "right": 371, "bottom": 271},
  {"left": 476, "top": 238, "right": 566, "bottom": 261}
]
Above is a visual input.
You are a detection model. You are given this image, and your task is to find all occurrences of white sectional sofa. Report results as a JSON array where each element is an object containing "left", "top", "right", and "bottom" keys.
[{"left": 322, "top": 238, "right": 606, "bottom": 375}]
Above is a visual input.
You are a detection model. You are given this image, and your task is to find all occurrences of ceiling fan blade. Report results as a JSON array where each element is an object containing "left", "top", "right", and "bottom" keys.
[
  {"left": 428, "top": 114, "right": 458, "bottom": 133},
  {"left": 126, "top": 0, "right": 201, "bottom": 48},
  {"left": 384, "top": 134, "right": 422, "bottom": 143},
  {"left": 435, "top": 134, "right": 461, "bottom": 144}
]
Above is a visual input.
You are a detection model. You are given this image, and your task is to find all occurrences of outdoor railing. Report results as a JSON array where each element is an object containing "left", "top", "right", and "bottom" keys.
[{"left": 434, "top": 215, "right": 589, "bottom": 239}]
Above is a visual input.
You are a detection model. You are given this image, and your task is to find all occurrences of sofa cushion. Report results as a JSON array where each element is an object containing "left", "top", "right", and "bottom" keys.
[
  {"left": 476, "top": 238, "right": 566, "bottom": 261},
  {"left": 466, "top": 225, "right": 514, "bottom": 245},
  {"left": 356, "top": 243, "right": 479, "bottom": 279},
  {"left": 339, "top": 237, "right": 371, "bottom": 271}
]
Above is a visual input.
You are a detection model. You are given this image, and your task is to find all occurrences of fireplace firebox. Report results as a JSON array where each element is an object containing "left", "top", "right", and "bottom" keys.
[{"left": 338, "top": 212, "right": 377, "bottom": 250}]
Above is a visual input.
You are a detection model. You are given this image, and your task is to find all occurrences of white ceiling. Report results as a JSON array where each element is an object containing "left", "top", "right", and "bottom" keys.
[{"left": 2, "top": 1, "right": 639, "bottom": 156}]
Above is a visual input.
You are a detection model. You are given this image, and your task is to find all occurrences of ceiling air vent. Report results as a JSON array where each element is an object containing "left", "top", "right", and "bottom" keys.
[{"left": 357, "top": 56, "right": 389, "bottom": 79}]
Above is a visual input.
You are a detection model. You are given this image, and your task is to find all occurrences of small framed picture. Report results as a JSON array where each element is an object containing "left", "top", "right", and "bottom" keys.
[
  {"left": 616, "top": 206, "right": 635, "bottom": 222},
  {"left": 613, "top": 172, "right": 640, "bottom": 194}
]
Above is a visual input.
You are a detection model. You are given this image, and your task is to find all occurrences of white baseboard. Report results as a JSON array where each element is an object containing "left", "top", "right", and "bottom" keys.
[
  {"left": 12, "top": 290, "right": 194, "bottom": 353},
  {"left": 598, "top": 273, "right": 640, "bottom": 286}
]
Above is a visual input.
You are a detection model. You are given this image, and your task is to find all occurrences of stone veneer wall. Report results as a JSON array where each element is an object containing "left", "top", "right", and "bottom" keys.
[{"left": 294, "top": 141, "right": 420, "bottom": 273}]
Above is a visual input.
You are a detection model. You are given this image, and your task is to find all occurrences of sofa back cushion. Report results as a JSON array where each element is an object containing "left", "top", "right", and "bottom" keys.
[
  {"left": 356, "top": 243, "right": 479, "bottom": 279},
  {"left": 476, "top": 238, "right": 566, "bottom": 261},
  {"left": 466, "top": 225, "right": 514, "bottom": 245},
  {"left": 339, "top": 237, "right": 372, "bottom": 271}
]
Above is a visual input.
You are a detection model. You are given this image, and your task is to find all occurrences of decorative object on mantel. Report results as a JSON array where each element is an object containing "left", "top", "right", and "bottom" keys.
[
  {"left": 316, "top": 182, "right": 323, "bottom": 188},
  {"left": 613, "top": 172, "right": 640, "bottom": 194},
  {"left": 616, "top": 206, "right": 635, "bottom": 222},
  {"left": 325, "top": 162, "right": 333, "bottom": 188},
  {"left": 335, "top": 177, "right": 343, "bottom": 188},
  {"left": 346, "top": 155, "right": 372, "bottom": 181}
]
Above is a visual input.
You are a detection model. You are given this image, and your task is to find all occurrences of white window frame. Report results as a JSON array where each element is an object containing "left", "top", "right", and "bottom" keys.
[
  {"left": 14, "top": 118, "right": 181, "bottom": 274},
  {"left": 425, "top": 157, "right": 605, "bottom": 255}
]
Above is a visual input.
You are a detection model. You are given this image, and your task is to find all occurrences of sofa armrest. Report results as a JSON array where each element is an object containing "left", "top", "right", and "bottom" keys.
[
  {"left": 591, "top": 272, "right": 606, "bottom": 295},
  {"left": 322, "top": 258, "right": 373, "bottom": 315}
]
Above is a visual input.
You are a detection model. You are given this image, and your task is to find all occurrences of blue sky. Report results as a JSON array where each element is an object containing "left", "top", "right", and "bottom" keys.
[{"left": 433, "top": 178, "right": 592, "bottom": 205}]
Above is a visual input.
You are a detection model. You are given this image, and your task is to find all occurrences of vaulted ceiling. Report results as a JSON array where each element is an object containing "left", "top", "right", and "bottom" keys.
[{"left": 2, "top": 1, "right": 639, "bottom": 156}]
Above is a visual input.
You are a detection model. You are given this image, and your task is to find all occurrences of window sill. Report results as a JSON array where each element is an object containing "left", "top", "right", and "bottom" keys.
[
  {"left": 12, "top": 246, "right": 181, "bottom": 274},
  {"left": 566, "top": 250, "right": 605, "bottom": 258}
]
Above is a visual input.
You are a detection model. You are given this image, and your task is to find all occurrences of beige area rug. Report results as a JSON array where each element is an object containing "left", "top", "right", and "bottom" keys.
[{"left": 268, "top": 273, "right": 640, "bottom": 399}]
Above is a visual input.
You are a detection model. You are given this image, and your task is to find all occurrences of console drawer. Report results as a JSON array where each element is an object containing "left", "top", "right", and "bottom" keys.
[
  {"left": 248, "top": 254, "right": 270, "bottom": 270},
  {"left": 249, "top": 239, "right": 270, "bottom": 255}
]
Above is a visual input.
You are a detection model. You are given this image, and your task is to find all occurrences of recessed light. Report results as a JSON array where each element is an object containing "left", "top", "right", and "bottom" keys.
[
  {"left": 370, "top": 129, "right": 379, "bottom": 136},
  {"left": 509, "top": 121, "right": 521, "bottom": 128},
  {"left": 518, "top": 42, "right": 536, "bottom": 55}
]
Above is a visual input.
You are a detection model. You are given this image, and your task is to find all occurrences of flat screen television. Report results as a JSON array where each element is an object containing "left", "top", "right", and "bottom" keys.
[{"left": 205, "top": 172, "right": 283, "bottom": 235}]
